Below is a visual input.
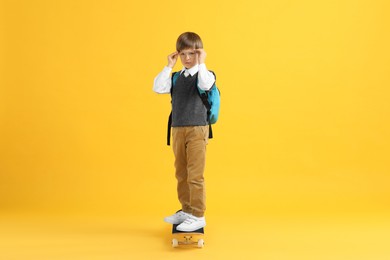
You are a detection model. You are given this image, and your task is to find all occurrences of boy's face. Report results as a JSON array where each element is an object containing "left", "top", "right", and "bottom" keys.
[{"left": 179, "top": 48, "right": 197, "bottom": 69}]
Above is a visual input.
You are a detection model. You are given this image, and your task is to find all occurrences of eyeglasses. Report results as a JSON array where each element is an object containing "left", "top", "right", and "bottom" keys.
[{"left": 179, "top": 51, "right": 196, "bottom": 57}]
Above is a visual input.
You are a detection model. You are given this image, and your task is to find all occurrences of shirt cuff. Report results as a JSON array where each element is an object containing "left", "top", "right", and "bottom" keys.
[
  {"left": 164, "top": 66, "right": 173, "bottom": 73},
  {"left": 198, "top": 63, "right": 207, "bottom": 70}
]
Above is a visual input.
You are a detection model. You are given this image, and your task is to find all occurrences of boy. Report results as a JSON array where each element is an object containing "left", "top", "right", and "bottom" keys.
[{"left": 153, "top": 32, "right": 215, "bottom": 232}]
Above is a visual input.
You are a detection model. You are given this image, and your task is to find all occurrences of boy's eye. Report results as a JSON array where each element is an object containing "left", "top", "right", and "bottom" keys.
[{"left": 180, "top": 52, "right": 195, "bottom": 56}]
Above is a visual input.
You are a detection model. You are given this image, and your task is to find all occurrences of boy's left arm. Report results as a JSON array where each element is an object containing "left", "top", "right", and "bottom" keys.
[
  {"left": 196, "top": 49, "right": 215, "bottom": 91},
  {"left": 198, "top": 64, "right": 215, "bottom": 91}
]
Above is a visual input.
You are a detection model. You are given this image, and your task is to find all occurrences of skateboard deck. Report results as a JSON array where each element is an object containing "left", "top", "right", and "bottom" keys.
[{"left": 171, "top": 224, "right": 204, "bottom": 248}]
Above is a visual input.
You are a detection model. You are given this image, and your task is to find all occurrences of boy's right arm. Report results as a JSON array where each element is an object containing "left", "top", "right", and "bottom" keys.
[
  {"left": 153, "top": 52, "right": 178, "bottom": 94},
  {"left": 153, "top": 66, "right": 172, "bottom": 94}
]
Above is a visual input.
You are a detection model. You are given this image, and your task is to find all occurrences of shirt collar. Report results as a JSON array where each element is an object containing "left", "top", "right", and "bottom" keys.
[{"left": 181, "top": 64, "right": 199, "bottom": 76}]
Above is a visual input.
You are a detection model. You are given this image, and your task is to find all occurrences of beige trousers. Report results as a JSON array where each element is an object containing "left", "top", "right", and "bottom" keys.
[{"left": 172, "top": 126, "right": 209, "bottom": 217}]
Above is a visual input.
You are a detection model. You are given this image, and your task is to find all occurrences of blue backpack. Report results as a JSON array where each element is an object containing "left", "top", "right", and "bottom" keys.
[{"left": 167, "top": 71, "right": 220, "bottom": 145}]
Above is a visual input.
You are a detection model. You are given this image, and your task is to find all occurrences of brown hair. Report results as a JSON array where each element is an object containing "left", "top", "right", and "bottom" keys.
[{"left": 176, "top": 32, "right": 203, "bottom": 52}]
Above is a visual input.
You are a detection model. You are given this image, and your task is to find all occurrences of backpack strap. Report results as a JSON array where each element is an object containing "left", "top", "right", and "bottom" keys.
[
  {"left": 196, "top": 71, "right": 216, "bottom": 139},
  {"left": 167, "top": 112, "right": 172, "bottom": 145}
]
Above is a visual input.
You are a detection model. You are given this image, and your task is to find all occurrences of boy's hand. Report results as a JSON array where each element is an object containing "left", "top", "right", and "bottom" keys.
[
  {"left": 195, "top": 49, "right": 207, "bottom": 64},
  {"left": 167, "top": 51, "right": 179, "bottom": 68}
]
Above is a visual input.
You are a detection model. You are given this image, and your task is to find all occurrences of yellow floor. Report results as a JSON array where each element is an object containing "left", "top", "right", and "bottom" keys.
[{"left": 1, "top": 211, "right": 389, "bottom": 260}]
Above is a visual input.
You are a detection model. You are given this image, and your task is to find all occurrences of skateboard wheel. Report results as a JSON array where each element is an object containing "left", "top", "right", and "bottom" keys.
[
  {"left": 197, "top": 239, "right": 204, "bottom": 248},
  {"left": 172, "top": 238, "right": 178, "bottom": 248}
]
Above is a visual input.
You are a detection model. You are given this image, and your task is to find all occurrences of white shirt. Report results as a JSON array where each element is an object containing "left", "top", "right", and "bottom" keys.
[{"left": 153, "top": 63, "right": 215, "bottom": 94}]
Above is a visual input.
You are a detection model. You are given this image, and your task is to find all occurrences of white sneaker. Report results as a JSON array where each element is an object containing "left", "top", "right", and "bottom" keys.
[
  {"left": 176, "top": 216, "right": 206, "bottom": 232},
  {"left": 164, "top": 210, "right": 191, "bottom": 224}
]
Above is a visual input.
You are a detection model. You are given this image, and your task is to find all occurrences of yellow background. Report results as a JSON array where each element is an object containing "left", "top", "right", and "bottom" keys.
[{"left": 1, "top": 0, "right": 389, "bottom": 259}]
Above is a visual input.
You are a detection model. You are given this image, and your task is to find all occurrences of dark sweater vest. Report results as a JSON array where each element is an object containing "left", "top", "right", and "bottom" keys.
[{"left": 171, "top": 72, "right": 208, "bottom": 127}]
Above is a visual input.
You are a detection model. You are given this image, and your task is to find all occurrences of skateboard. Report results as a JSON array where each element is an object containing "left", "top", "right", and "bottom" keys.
[{"left": 172, "top": 224, "right": 205, "bottom": 248}]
